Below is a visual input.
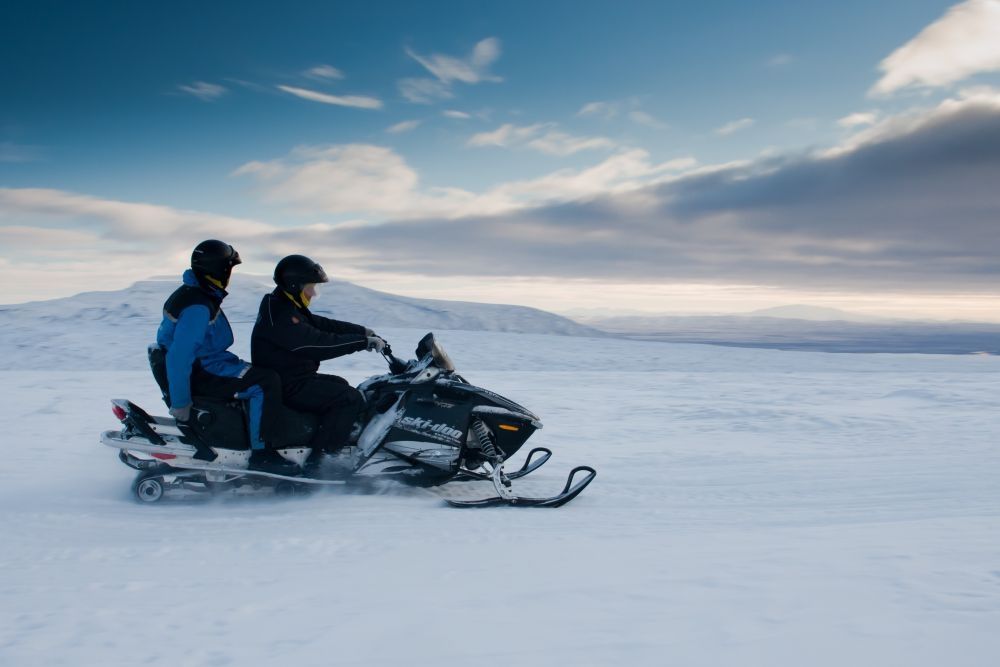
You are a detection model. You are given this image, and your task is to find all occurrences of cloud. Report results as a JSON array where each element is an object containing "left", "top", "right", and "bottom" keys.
[
  {"left": 0, "top": 188, "right": 273, "bottom": 243},
  {"left": 316, "top": 91, "right": 1000, "bottom": 292},
  {"left": 304, "top": 64, "right": 344, "bottom": 80},
  {"left": 767, "top": 54, "right": 794, "bottom": 67},
  {"left": 386, "top": 120, "right": 422, "bottom": 134},
  {"left": 277, "top": 85, "right": 383, "bottom": 109},
  {"left": 406, "top": 37, "right": 502, "bottom": 85},
  {"left": 177, "top": 81, "right": 227, "bottom": 101},
  {"left": 526, "top": 131, "right": 618, "bottom": 156},
  {"left": 233, "top": 144, "right": 463, "bottom": 218},
  {"left": 398, "top": 77, "right": 453, "bottom": 104},
  {"left": 714, "top": 118, "right": 756, "bottom": 136},
  {"left": 577, "top": 101, "right": 618, "bottom": 119},
  {"left": 467, "top": 123, "right": 545, "bottom": 148},
  {"left": 233, "top": 142, "right": 695, "bottom": 220},
  {"left": 467, "top": 123, "right": 617, "bottom": 155},
  {"left": 399, "top": 38, "right": 502, "bottom": 104},
  {"left": 837, "top": 111, "right": 880, "bottom": 128},
  {"left": 871, "top": 0, "right": 1000, "bottom": 96},
  {"left": 628, "top": 110, "right": 667, "bottom": 129},
  {"left": 0, "top": 192, "right": 364, "bottom": 302},
  {"left": 577, "top": 100, "right": 664, "bottom": 128},
  {"left": 443, "top": 110, "right": 472, "bottom": 119},
  {"left": 824, "top": 86, "right": 1000, "bottom": 157}
]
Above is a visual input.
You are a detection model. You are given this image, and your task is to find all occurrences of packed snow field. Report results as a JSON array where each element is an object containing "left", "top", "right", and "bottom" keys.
[{"left": 2, "top": 328, "right": 999, "bottom": 666}]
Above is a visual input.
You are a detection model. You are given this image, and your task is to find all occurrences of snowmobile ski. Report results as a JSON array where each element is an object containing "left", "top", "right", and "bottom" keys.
[
  {"left": 452, "top": 447, "right": 552, "bottom": 482},
  {"left": 445, "top": 465, "right": 596, "bottom": 508}
]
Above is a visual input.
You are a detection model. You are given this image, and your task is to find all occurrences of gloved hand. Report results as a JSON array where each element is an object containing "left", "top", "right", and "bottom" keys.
[
  {"left": 366, "top": 336, "right": 386, "bottom": 353},
  {"left": 364, "top": 327, "right": 375, "bottom": 337},
  {"left": 170, "top": 404, "right": 192, "bottom": 422}
]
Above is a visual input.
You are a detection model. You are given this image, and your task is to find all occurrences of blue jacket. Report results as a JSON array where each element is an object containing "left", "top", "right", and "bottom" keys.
[{"left": 155, "top": 269, "right": 249, "bottom": 408}]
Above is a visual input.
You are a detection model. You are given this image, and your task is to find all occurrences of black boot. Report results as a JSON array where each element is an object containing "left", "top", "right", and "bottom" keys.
[{"left": 248, "top": 449, "right": 300, "bottom": 476}]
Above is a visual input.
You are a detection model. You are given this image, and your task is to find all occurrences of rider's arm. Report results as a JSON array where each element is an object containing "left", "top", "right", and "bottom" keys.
[
  {"left": 310, "top": 313, "right": 367, "bottom": 336},
  {"left": 259, "top": 297, "right": 366, "bottom": 361},
  {"left": 164, "top": 304, "right": 210, "bottom": 408}
]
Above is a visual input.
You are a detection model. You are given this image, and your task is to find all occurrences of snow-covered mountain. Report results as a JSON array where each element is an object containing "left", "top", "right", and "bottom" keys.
[
  {"left": 0, "top": 274, "right": 599, "bottom": 370},
  {"left": 745, "top": 304, "right": 888, "bottom": 322},
  {"left": 582, "top": 312, "right": 1000, "bottom": 354}
]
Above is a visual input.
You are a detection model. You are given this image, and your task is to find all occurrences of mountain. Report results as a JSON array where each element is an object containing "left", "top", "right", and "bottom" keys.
[
  {"left": 581, "top": 312, "right": 1000, "bottom": 354},
  {"left": 745, "top": 304, "right": 888, "bottom": 322},
  {"left": 0, "top": 274, "right": 600, "bottom": 370}
]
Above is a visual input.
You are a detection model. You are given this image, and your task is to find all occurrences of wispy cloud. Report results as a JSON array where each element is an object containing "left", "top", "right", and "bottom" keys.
[
  {"left": 714, "top": 117, "right": 756, "bottom": 136},
  {"left": 767, "top": 53, "right": 794, "bottom": 67},
  {"left": 578, "top": 100, "right": 664, "bottom": 127},
  {"left": 277, "top": 85, "right": 383, "bottom": 109},
  {"left": 406, "top": 37, "right": 502, "bottom": 84},
  {"left": 386, "top": 120, "right": 422, "bottom": 134},
  {"left": 467, "top": 123, "right": 547, "bottom": 148},
  {"left": 399, "top": 38, "right": 502, "bottom": 104},
  {"left": 577, "top": 101, "right": 618, "bottom": 119},
  {"left": 467, "top": 123, "right": 616, "bottom": 155},
  {"left": 177, "top": 81, "right": 227, "bottom": 101},
  {"left": 304, "top": 64, "right": 344, "bottom": 80},
  {"left": 871, "top": 0, "right": 1000, "bottom": 96},
  {"left": 443, "top": 110, "right": 472, "bottom": 119},
  {"left": 398, "top": 78, "right": 453, "bottom": 104},
  {"left": 526, "top": 131, "right": 618, "bottom": 156},
  {"left": 837, "top": 111, "right": 880, "bottom": 128},
  {"left": 628, "top": 110, "right": 667, "bottom": 129}
]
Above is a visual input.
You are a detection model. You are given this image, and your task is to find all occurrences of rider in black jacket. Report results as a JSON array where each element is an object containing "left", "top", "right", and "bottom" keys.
[{"left": 251, "top": 255, "right": 385, "bottom": 460}]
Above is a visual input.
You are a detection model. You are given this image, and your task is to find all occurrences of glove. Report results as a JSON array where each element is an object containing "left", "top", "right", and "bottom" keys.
[
  {"left": 364, "top": 327, "right": 375, "bottom": 337},
  {"left": 367, "top": 336, "right": 386, "bottom": 353},
  {"left": 170, "top": 404, "right": 192, "bottom": 422}
]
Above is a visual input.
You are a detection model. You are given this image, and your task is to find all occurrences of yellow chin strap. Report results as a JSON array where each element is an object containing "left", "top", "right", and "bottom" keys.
[
  {"left": 205, "top": 275, "right": 226, "bottom": 289},
  {"left": 283, "top": 290, "right": 309, "bottom": 308}
]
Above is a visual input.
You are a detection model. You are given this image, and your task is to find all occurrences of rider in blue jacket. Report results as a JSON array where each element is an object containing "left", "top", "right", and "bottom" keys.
[{"left": 156, "top": 240, "right": 295, "bottom": 474}]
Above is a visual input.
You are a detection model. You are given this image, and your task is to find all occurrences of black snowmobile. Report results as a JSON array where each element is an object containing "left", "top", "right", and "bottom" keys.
[{"left": 101, "top": 333, "right": 595, "bottom": 507}]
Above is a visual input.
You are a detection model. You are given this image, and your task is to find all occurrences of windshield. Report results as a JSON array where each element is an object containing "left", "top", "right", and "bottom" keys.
[{"left": 432, "top": 340, "right": 455, "bottom": 372}]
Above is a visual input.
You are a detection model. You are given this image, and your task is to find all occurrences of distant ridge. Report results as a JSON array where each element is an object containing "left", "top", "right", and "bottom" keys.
[
  {"left": 745, "top": 305, "right": 886, "bottom": 323},
  {"left": 0, "top": 274, "right": 602, "bottom": 370},
  {"left": 581, "top": 312, "right": 1000, "bottom": 355},
  {"left": 0, "top": 273, "right": 598, "bottom": 336}
]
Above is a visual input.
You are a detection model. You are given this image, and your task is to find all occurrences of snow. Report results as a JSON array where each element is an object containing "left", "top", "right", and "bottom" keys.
[{"left": 2, "top": 327, "right": 999, "bottom": 665}]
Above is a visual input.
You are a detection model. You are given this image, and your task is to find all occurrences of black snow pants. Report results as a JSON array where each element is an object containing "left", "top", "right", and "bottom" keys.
[
  {"left": 191, "top": 365, "right": 284, "bottom": 448},
  {"left": 284, "top": 374, "right": 363, "bottom": 453}
]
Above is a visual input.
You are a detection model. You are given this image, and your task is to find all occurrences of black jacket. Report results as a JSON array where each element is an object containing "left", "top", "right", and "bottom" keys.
[{"left": 251, "top": 289, "right": 367, "bottom": 385}]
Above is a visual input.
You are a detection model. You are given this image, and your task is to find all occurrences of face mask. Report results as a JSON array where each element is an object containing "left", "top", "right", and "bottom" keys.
[{"left": 300, "top": 283, "right": 318, "bottom": 307}]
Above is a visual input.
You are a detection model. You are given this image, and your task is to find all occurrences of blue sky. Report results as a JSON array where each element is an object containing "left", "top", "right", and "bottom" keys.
[{"left": 3, "top": 0, "right": 1000, "bottom": 319}]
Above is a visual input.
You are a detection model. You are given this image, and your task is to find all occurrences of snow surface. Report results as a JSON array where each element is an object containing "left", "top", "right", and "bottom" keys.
[{"left": 2, "top": 327, "right": 1000, "bottom": 666}]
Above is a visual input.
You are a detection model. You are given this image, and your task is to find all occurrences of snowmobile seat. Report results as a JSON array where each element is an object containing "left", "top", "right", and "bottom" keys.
[{"left": 146, "top": 344, "right": 320, "bottom": 450}]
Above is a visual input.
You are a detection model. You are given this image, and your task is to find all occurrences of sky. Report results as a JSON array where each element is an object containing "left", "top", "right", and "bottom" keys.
[{"left": 2, "top": 0, "right": 1000, "bottom": 320}]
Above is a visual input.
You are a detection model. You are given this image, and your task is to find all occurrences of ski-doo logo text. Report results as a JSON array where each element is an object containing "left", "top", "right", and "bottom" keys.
[{"left": 396, "top": 416, "right": 464, "bottom": 444}]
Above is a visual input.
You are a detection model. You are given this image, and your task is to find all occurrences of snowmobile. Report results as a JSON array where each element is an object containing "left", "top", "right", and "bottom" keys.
[{"left": 101, "top": 333, "right": 595, "bottom": 507}]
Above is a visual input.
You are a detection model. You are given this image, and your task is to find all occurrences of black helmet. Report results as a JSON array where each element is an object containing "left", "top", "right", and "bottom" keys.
[
  {"left": 273, "top": 254, "right": 328, "bottom": 294},
  {"left": 191, "top": 240, "right": 242, "bottom": 286}
]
